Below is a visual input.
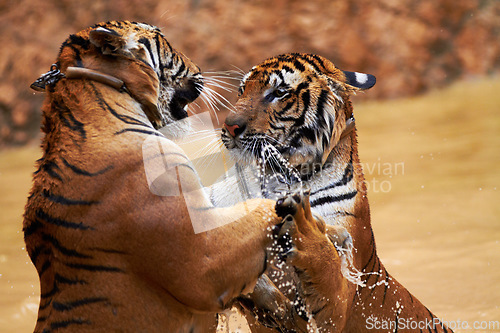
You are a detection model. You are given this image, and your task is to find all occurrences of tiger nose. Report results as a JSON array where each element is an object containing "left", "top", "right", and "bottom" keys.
[{"left": 223, "top": 118, "right": 247, "bottom": 138}]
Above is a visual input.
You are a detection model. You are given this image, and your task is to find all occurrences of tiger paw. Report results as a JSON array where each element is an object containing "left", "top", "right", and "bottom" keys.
[
  {"left": 275, "top": 190, "right": 352, "bottom": 257},
  {"left": 274, "top": 191, "right": 354, "bottom": 331},
  {"left": 238, "top": 274, "right": 309, "bottom": 332}
]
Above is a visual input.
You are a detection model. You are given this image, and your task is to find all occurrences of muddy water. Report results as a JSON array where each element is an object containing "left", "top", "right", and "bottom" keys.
[{"left": 0, "top": 78, "right": 499, "bottom": 332}]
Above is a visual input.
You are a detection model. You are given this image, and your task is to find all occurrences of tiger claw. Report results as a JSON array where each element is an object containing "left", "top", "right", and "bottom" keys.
[
  {"left": 275, "top": 194, "right": 299, "bottom": 218},
  {"left": 326, "top": 226, "right": 353, "bottom": 252},
  {"left": 278, "top": 215, "right": 295, "bottom": 238},
  {"left": 282, "top": 246, "right": 298, "bottom": 260}
]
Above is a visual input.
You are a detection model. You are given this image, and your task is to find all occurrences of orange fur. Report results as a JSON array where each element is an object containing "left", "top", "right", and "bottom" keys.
[
  {"left": 221, "top": 53, "right": 453, "bottom": 332},
  {"left": 23, "top": 21, "right": 284, "bottom": 333}
]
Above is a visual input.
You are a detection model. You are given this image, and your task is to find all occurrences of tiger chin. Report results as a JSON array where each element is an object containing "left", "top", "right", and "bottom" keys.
[
  {"left": 23, "top": 21, "right": 290, "bottom": 333},
  {"left": 216, "top": 53, "right": 453, "bottom": 332}
]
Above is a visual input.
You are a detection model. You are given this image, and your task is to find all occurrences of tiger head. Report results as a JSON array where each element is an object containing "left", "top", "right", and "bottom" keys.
[
  {"left": 52, "top": 21, "right": 203, "bottom": 129},
  {"left": 222, "top": 53, "right": 375, "bottom": 172}
]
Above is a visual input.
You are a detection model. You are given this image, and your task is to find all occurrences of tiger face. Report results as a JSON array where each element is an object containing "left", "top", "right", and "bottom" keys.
[
  {"left": 222, "top": 53, "right": 375, "bottom": 170},
  {"left": 56, "top": 20, "right": 203, "bottom": 129}
]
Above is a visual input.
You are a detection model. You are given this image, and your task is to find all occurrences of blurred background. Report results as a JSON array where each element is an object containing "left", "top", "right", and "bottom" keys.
[{"left": 0, "top": 0, "right": 499, "bottom": 332}]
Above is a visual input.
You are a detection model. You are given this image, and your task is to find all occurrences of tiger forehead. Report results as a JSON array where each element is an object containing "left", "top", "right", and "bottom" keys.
[
  {"left": 243, "top": 53, "right": 344, "bottom": 89},
  {"left": 93, "top": 20, "right": 161, "bottom": 33},
  {"left": 246, "top": 63, "right": 315, "bottom": 89}
]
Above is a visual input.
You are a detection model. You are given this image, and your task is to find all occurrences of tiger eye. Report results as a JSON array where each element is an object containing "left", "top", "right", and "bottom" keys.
[{"left": 273, "top": 88, "right": 288, "bottom": 98}]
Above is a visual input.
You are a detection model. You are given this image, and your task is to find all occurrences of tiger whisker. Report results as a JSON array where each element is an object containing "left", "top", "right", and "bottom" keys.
[
  {"left": 203, "top": 85, "right": 236, "bottom": 111},
  {"left": 196, "top": 86, "right": 222, "bottom": 123},
  {"left": 204, "top": 70, "right": 244, "bottom": 78},
  {"left": 204, "top": 76, "right": 239, "bottom": 89}
]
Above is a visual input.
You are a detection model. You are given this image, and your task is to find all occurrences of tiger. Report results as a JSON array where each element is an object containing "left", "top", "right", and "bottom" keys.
[
  {"left": 23, "top": 20, "right": 294, "bottom": 333},
  {"left": 214, "top": 53, "right": 453, "bottom": 332}
]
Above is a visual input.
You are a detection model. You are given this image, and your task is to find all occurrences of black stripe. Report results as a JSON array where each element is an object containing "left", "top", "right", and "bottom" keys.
[
  {"left": 367, "top": 258, "right": 381, "bottom": 297},
  {"left": 63, "top": 262, "right": 124, "bottom": 273},
  {"left": 54, "top": 98, "right": 86, "bottom": 139},
  {"left": 89, "top": 247, "right": 128, "bottom": 255},
  {"left": 41, "top": 284, "right": 59, "bottom": 299},
  {"left": 36, "top": 209, "right": 95, "bottom": 231},
  {"left": 295, "top": 81, "right": 309, "bottom": 95},
  {"left": 61, "top": 157, "right": 113, "bottom": 177},
  {"left": 381, "top": 267, "right": 390, "bottom": 304},
  {"left": 294, "top": 126, "right": 317, "bottom": 143},
  {"left": 276, "top": 100, "right": 296, "bottom": 115},
  {"left": 41, "top": 274, "right": 88, "bottom": 299},
  {"left": 41, "top": 233, "right": 92, "bottom": 259},
  {"left": 364, "top": 255, "right": 379, "bottom": 286},
  {"left": 53, "top": 297, "right": 108, "bottom": 312},
  {"left": 29, "top": 244, "right": 48, "bottom": 265},
  {"left": 281, "top": 64, "right": 295, "bottom": 74},
  {"left": 394, "top": 306, "right": 400, "bottom": 333},
  {"left": 316, "top": 88, "right": 329, "bottom": 119},
  {"left": 138, "top": 37, "right": 155, "bottom": 68},
  {"left": 322, "top": 131, "right": 331, "bottom": 150},
  {"left": 361, "top": 231, "right": 376, "bottom": 272},
  {"left": 55, "top": 273, "right": 87, "bottom": 286},
  {"left": 269, "top": 120, "right": 286, "bottom": 132},
  {"left": 298, "top": 54, "right": 322, "bottom": 74},
  {"left": 42, "top": 189, "right": 99, "bottom": 206},
  {"left": 426, "top": 307, "right": 440, "bottom": 333},
  {"left": 293, "top": 59, "right": 306, "bottom": 72},
  {"left": 39, "top": 260, "right": 51, "bottom": 276},
  {"left": 39, "top": 299, "right": 52, "bottom": 311},
  {"left": 274, "top": 69, "right": 285, "bottom": 82},
  {"left": 309, "top": 54, "right": 328, "bottom": 71},
  {"left": 155, "top": 35, "right": 169, "bottom": 80},
  {"left": 24, "top": 219, "right": 43, "bottom": 238},
  {"left": 173, "top": 61, "right": 186, "bottom": 80},
  {"left": 310, "top": 190, "right": 357, "bottom": 207},
  {"left": 58, "top": 34, "right": 90, "bottom": 67},
  {"left": 41, "top": 161, "right": 63, "bottom": 181},
  {"left": 408, "top": 289, "right": 414, "bottom": 303},
  {"left": 68, "top": 34, "right": 91, "bottom": 50},
  {"left": 330, "top": 210, "right": 356, "bottom": 217},
  {"left": 312, "top": 304, "right": 327, "bottom": 316},
  {"left": 88, "top": 83, "right": 151, "bottom": 128},
  {"left": 311, "top": 162, "right": 354, "bottom": 195},
  {"left": 296, "top": 90, "right": 310, "bottom": 127},
  {"left": 114, "top": 128, "right": 163, "bottom": 136},
  {"left": 50, "top": 318, "right": 92, "bottom": 330}
]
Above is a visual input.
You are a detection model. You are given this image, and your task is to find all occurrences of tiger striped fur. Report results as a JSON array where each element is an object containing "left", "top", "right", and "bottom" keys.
[
  {"left": 23, "top": 21, "right": 286, "bottom": 333},
  {"left": 217, "top": 53, "right": 453, "bottom": 332}
]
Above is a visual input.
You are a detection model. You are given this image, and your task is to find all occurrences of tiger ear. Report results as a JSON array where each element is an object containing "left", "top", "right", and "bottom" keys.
[
  {"left": 343, "top": 71, "right": 376, "bottom": 90},
  {"left": 89, "top": 27, "right": 126, "bottom": 55}
]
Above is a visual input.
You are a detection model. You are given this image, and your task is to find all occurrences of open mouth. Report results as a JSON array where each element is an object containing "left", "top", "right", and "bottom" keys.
[
  {"left": 169, "top": 96, "right": 190, "bottom": 120},
  {"left": 169, "top": 78, "right": 203, "bottom": 121}
]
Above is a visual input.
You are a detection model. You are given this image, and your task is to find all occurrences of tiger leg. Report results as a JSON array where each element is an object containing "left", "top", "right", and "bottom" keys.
[{"left": 275, "top": 190, "right": 354, "bottom": 332}]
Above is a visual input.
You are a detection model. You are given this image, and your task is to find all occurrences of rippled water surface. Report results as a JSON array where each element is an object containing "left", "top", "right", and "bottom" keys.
[{"left": 1, "top": 78, "right": 499, "bottom": 332}]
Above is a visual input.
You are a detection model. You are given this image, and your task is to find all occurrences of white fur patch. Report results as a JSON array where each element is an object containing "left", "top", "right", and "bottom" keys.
[
  {"left": 125, "top": 33, "right": 139, "bottom": 51},
  {"left": 354, "top": 72, "right": 368, "bottom": 85},
  {"left": 94, "top": 27, "right": 113, "bottom": 33},
  {"left": 136, "top": 22, "right": 157, "bottom": 31}
]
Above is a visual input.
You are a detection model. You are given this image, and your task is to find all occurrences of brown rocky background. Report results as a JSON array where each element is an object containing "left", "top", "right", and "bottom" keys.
[{"left": 0, "top": 0, "right": 499, "bottom": 146}]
